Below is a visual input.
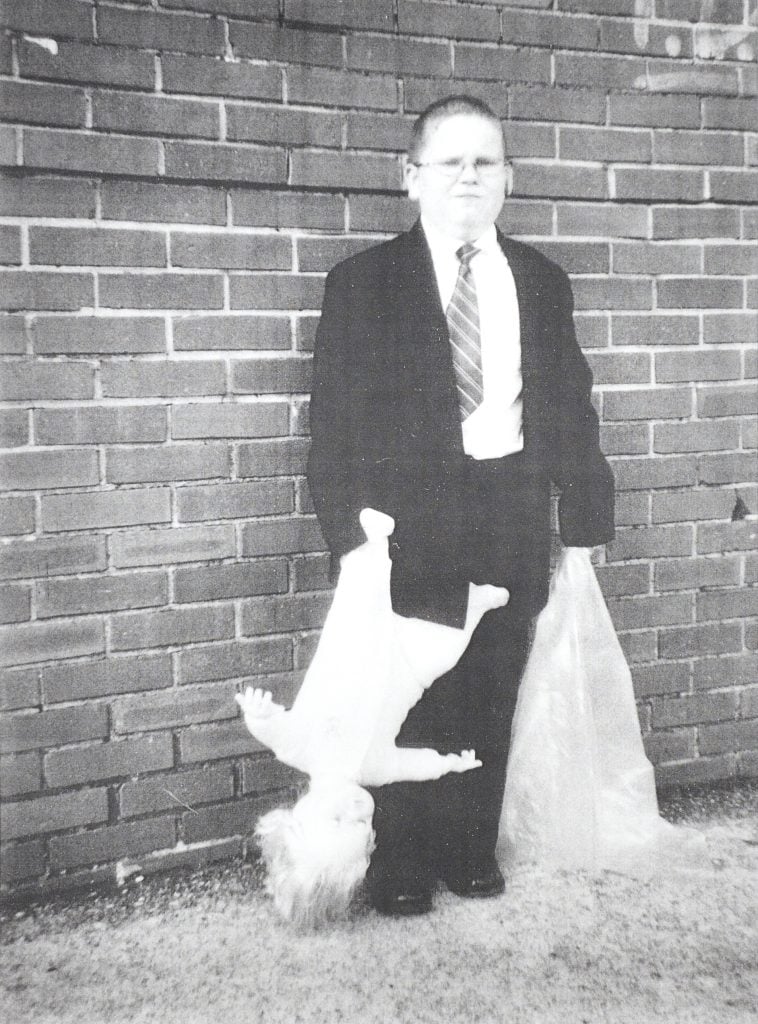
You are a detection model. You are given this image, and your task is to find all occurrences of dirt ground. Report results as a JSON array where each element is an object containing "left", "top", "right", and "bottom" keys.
[{"left": 1, "top": 782, "right": 757, "bottom": 1024}]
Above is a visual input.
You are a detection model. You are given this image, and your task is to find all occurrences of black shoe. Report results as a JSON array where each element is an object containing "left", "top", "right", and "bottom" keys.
[
  {"left": 444, "top": 859, "right": 505, "bottom": 899},
  {"left": 371, "top": 887, "right": 434, "bottom": 917}
]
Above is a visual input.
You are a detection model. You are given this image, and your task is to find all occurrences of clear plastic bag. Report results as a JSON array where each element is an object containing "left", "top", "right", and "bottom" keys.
[{"left": 498, "top": 547, "right": 708, "bottom": 875}]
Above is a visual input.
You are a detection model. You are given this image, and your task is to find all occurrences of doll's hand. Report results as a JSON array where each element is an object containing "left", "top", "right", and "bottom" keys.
[
  {"left": 444, "top": 749, "right": 482, "bottom": 773},
  {"left": 235, "top": 686, "right": 285, "bottom": 720}
]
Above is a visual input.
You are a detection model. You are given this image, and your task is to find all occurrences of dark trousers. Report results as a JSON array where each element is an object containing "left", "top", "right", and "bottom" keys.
[{"left": 368, "top": 452, "right": 536, "bottom": 890}]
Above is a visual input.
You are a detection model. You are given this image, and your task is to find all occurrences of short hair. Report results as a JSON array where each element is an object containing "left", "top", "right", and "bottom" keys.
[{"left": 408, "top": 95, "right": 506, "bottom": 163}]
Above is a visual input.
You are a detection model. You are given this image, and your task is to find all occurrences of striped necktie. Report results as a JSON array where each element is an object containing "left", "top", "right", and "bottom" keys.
[{"left": 446, "top": 243, "right": 483, "bottom": 420}]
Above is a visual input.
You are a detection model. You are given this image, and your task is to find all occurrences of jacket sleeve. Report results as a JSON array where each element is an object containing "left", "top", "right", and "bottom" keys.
[{"left": 550, "top": 268, "right": 616, "bottom": 548}]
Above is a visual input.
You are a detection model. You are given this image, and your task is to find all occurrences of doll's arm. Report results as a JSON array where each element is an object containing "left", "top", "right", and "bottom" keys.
[
  {"left": 359, "top": 747, "right": 481, "bottom": 787},
  {"left": 235, "top": 687, "right": 295, "bottom": 759}
]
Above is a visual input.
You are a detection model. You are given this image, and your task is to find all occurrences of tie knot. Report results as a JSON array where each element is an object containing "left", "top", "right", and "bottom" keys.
[{"left": 456, "top": 243, "right": 478, "bottom": 267}]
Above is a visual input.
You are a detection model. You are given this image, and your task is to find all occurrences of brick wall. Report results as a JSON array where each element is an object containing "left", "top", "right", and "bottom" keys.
[{"left": 1, "top": 0, "right": 756, "bottom": 894}]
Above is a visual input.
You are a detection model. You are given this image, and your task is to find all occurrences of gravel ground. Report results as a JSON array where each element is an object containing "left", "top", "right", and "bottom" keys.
[{"left": 1, "top": 780, "right": 756, "bottom": 1024}]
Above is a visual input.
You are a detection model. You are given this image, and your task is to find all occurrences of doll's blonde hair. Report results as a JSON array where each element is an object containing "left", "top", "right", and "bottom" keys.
[{"left": 255, "top": 786, "right": 376, "bottom": 929}]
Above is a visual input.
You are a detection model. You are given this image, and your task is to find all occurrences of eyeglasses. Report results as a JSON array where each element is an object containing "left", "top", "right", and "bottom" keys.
[{"left": 411, "top": 158, "right": 507, "bottom": 180}]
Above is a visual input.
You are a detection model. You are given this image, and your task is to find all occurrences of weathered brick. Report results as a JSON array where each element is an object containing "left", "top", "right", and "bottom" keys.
[
  {"left": 0, "top": 449, "right": 99, "bottom": 492},
  {"left": 0, "top": 584, "right": 31, "bottom": 625},
  {"left": 704, "top": 243, "right": 758, "bottom": 276},
  {"left": 171, "top": 402, "right": 289, "bottom": 439},
  {"left": 659, "top": 622, "right": 742, "bottom": 659},
  {"left": 346, "top": 193, "right": 418, "bottom": 233},
  {"left": 99, "top": 273, "right": 224, "bottom": 311},
  {"left": 45, "top": 734, "right": 174, "bottom": 788},
  {"left": 177, "top": 480, "right": 293, "bottom": 523},
  {"left": 653, "top": 690, "right": 738, "bottom": 729},
  {"left": 180, "top": 721, "right": 261, "bottom": 764},
  {"left": 161, "top": 53, "right": 281, "bottom": 100},
  {"left": 632, "top": 661, "right": 690, "bottom": 699},
  {"left": 97, "top": 6, "right": 225, "bottom": 55},
  {"left": 18, "top": 39, "right": 155, "bottom": 90},
  {"left": 107, "top": 444, "right": 230, "bottom": 484},
  {"left": 604, "top": 388, "right": 691, "bottom": 422},
  {"left": 607, "top": 525, "right": 692, "bottom": 562},
  {"left": 556, "top": 203, "right": 649, "bottom": 239},
  {"left": 697, "top": 520, "right": 758, "bottom": 555},
  {"left": 655, "top": 754, "right": 735, "bottom": 789},
  {"left": 92, "top": 91, "right": 219, "bottom": 140},
  {"left": 119, "top": 766, "right": 234, "bottom": 818},
  {"left": 292, "top": 553, "right": 333, "bottom": 593},
  {"left": 23, "top": 129, "right": 161, "bottom": 177},
  {"left": 617, "top": 630, "right": 657, "bottom": 664},
  {"left": 615, "top": 168, "right": 704, "bottom": 202},
  {"left": 0, "top": 704, "right": 108, "bottom": 755},
  {"left": 398, "top": 0, "right": 499, "bottom": 40},
  {"left": 573, "top": 315, "right": 609, "bottom": 350},
  {"left": 697, "top": 453, "right": 758, "bottom": 486},
  {"left": 37, "top": 570, "right": 168, "bottom": 618},
  {"left": 231, "top": 357, "right": 312, "bottom": 395},
  {"left": 180, "top": 792, "right": 260, "bottom": 839},
  {"left": 559, "top": 127, "right": 651, "bottom": 163},
  {"left": 291, "top": 149, "right": 401, "bottom": 191},
  {"left": 0, "top": 788, "right": 107, "bottom": 842},
  {"left": 101, "top": 361, "right": 226, "bottom": 398},
  {"left": 295, "top": 236, "right": 376, "bottom": 273},
  {"left": 237, "top": 438, "right": 311, "bottom": 477},
  {"left": 656, "top": 351, "right": 742, "bottom": 385},
  {"left": 599, "top": 423, "right": 649, "bottom": 456},
  {"left": 114, "top": 683, "right": 237, "bottom": 735},
  {"left": 702, "top": 314, "right": 758, "bottom": 349},
  {"left": 163, "top": 141, "right": 287, "bottom": 184},
  {"left": 0, "top": 225, "right": 21, "bottom": 264},
  {"left": 0, "top": 838, "right": 46, "bottom": 883},
  {"left": 653, "top": 129, "right": 744, "bottom": 166},
  {"left": 0, "top": 667, "right": 39, "bottom": 712},
  {"left": 702, "top": 96, "right": 758, "bottom": 132},
  {"left": 0, "top": 124, "right": 16, "bottom": 166},
  {"left": 609, "top": 94, "right": 700, "bottom": 129},
  {"left": 175, "top": 559, "right": 288, "bottom": 603},
  {"left": 699, "top": 720, "right": 758, "bottom": 757},
  {"left": 31, "top": 316, "right": 165, "bottom": 355},
  {"left": 571, "top": 277, "right": 653, "bottom": 311},
  {"left": 555, "top": 52, "right": 648, "bottom": 90},
  {"left": 697, "top": 587, "right": 758, "bottom": 622},
  {"left": 35, "top": 406, "right": 166, "bottom": 445},
  {"left": 49, "top": 817, "right": 176, "bottom": 870},
  {"left": 287, "top": 64, "right": 398, "bottom": 112},
  {"left": 611, "top": 315, "right": 699, "bottom": 347},
  {"left": 230, "top": 20, "right": 342, "bottom": 67},
  {"left": 585, "top": 351, "right": 650, "bottom": 386},
  {"left": 241, "top": 591, "right": 331, "bottom": 635},
  {"left": 510, "top": 86, "right": 606, "bottom": 125},
  {"left": 241, "top": 518, "right": 325, "bottom": 557},
  {"left": 179, "top": 639, "right": 292, "bottom": 685},
  {"left": 654, "top": 420, "right": 740, "bottom": 454},
  {"left": 0, "top": 315, "right": 28, "bottom": 354},
  {"left": 241, "top": 755, "right": 302, "bottom": 794},
  {"left": 0, "top": 408, "right": 28, "bottom": 447},
  {"left": 698, "top": 385, "right": 757, "bottom": 418},
  {"left": 614, "top": 491, "right": 650, "bottom": 526},
  {"left": 285, "top": 0, "right": 394, "bottom": 31},
  {"left": 652, "top": 205, "right": 740, "bottom": 240},
  {"left": 710, "top": 171, "right": 758, "bottom": 205},
  {"left": 43, "top": 654, "right": 172, "bottom": 704},
  {"left": 30, "top": 226, "right": 166, "bottom": 268},
  {"left": 111, "top": 605, "right": 235, "bottom": 652},
  {"left": 608, "top": 593, "right": 692, "bottom": 631},
  {"left": 295, "top": 315, "right": 319, "bottom": 352},
  {"left": 600, "top": 17, "right": 694, "bottom": 58},
  {"left": 0, "top": 271, "right": 94, "bottom": 312},
  {"left": 173, "top": 315, "right": 291, "bottom": 351},
  {"left": 1, "top": 360, "right": 94, "bottom": 401},
  {"left": 0, "top": 80, "right": 86, "bottom": 129},
  {"left": 0, "top": 535, "right": 105, "bottom": 582},
  {"left": 0, "top": 618, "right": 105, "bottom": 669},
  {"left": 101, "top": 181, "right": 226, "bottom": 225},
  {"left": 454, "top": 44, "right": 550, "bottom": 85},
  {"left": 655, "top": 555, "right": 740, "bottom": 592},
  {"left": 111, "top": 525, "right": 235, "bottom": 568},
  {"left": 0, "top": 496, "right": 35, "bottom": 537},
  {"left": 350, "top": 34, "right": 449, "bottom": 77},
  {"left": 0, "top": 0, "right": 94, "bottom": 40},
  {"left": 612, "top": 242, "right": 700, "bottom": 276},
  {"left": 232, "top": 189, "right": 344, "bottom": 230},
  {"left": 229, "top": 274, "right": 324, "bottom": 311},
  {"left": 643, "top": 728, "right": 697, "bottom": 765},
  {"left": 171, "top": 232, "right": 291, "bottom": 270}
]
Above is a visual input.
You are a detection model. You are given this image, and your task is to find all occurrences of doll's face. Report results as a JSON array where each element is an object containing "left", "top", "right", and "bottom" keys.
[{"left": 293, "top": 784, "right": 375, "bottom": 863}]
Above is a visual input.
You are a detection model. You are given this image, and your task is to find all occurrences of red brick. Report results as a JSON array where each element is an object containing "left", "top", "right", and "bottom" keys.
[
  {"left": 0, "top": 450, "right": 99, "bottom": 491},
  {"left": 571, "top": 277, "right": 653, "bottom": 311},
  {"left": 45, "top": 734, "right": 174, "bottom": 788},
  {"left": 23, "top": 129, "right": 161, "bottom": 177},
  {"left": 287, "top": 64, "right": 397, "bottom": 111},
  {"left": 0, "top": 618, "right": 105, "bottom": 669},
  {"left": 702, "top": 97, "right": 758, "bottom": 132},
  {"left": 0, "top": 667, "right": 39, "bottom": 712},
  {"left": 231, "top": 357, "right": 312, "bottom": 395},
  {"left": 229, "top": 274, "right": 324, "bottom": 311},
  {"left": 398, "top": 0, "right": 499, "bottom": 40},
  {"left": 697, "top": 587, "right": 758, "bottom": 622},
  {"left": 119, "top": 766, "right": 234, "bottom": 818},
  {"left": 604, "top": 388, "right": 691, "bottom": 422},
  {"left": 101, "top": 181, "right": 226, "bottom": 225},
  {"left": 97, "top": 6, "right": 225, "bottom": 55},
  {"left": 0, "top": 704, "right": 108, "bottom": 755},
  {"left": 348, "top": 194, "right": 417, "bottom": 233},
  {"left": 510, "top": 85, "right": 606, "bottom": 125},
  {"left": 241, "top": 518, "right": 325, "bottom": 557},
  {"left": 659, "top": 621, "right": 742, "bottom": 659},
  {"left": 291, "top": 149, "right": 401, "bottom": 191},
  {"left": 710, "top": 171, "right": 758, "bottom": 205},
  {"left": 101, "top": 361, "right": 226, "bottom": 398},
  {"left": 0, "top": 409, "right": 28, "bottom": 447},
  {"left": 161, "top": 53, "right": 281, "bottom": 100},
  {"left": 43, "top": 654, "right": 172, "bottom": 703},
  {"left": 111, "top": 524, "right": 235, "bottom": 568},
  {"left": 99, "top": 273, "right": 223, "bottom": 311},
  {"left": 0, "top": 271, "right": 94, "bottom": 312},
  {"left": 607, "top": 525, "right": 692, "bottom": 562},
  {"left": 164, "top": 141, "right": 287, "bottom": 184},
  {"left": 31, "top": 316, "right": 165, "bottom": 355},
  {"left": 632, "top": 661, "right": 690, "bottom": 699},
  {"left": 599, "top": 423, "right": 649, "bottom": 456},
  {"left": 699, "top": 720, "right": 758, "bottom": 757},
  {"left": 698, "top": 453, "right": 757, "bottom": 485},
  {"left": 175, "top": 558, "right": 288, "bottom": 603},
  {"left": 0, "top": 225, "right": 21, "bottom": 264},
  {"left": 171, "top": 402, "right": 289, "bottom": 439},
  {"left": 609, "top": 93, "right": 700, "bottom": 129},
  {"left": 230, "top": 20, "right": 342, "bottom": 67},
  {"left": 35, "top": 406, "right": 166, "bottom": 445},
  {"left": 37, "top": 570, "right": 168, "bottom": 619},
  {"left": 586, "top": 351, "right": 650, "bottom": 386},
  {"left": 179, "top": 639, "right": 292, "bottom": 684},
  {"left": 0, "top": 789, "right": 107, "bottom": 842},
  {"left": 49, "top": 817, "right": 177, "bottom": 870},
  {"left": 18, "top": 39, "right": 155, "bottom": 90},
  {"left": 349, "top": 34, "right": 450, "bottom": 77},
  {"left": 112, "top": 605, "right": 234, "bottom": 652},
  {"left": 698, "top": 385, "right": 757, "bottom": 418},
  {"left": 654, "top": 420, "right": 740, "bottom": 454},
  {"left": 0, "top": 750, "right": 41, "bottom": 797},
  {"left": 285, "top": 0, "right": 394, "bottom": 31},
  {"left": 30, "top": 227, "right": 166, "bottom": 268},
  {"left": 556, "top": 203, "right": 648, "bottom": 239},
  {"left": 0, "top": 315, "right": 28, "bottom": 354},
  {"left": 652, "top": 206, "right": 740, "bottom": 240},
  {"left": 92, "top": 91, "right": 220, "bottom": 140},
  {"left": 107, "top": 444, "right": 230, "bottom": 484},
  {"left": 0, "top": 496, "right": 35, "bottom": 536},
  {"left": 177, "top": 480, "right": 293, "bottom": 522},
  {"left": 0, "top": 0, "right": 94, "bottom": 39},
  {"left": 644, "top": 728, "right": 697, "bottom": 765},
  {"left": 232, "top": 189, "right": 344, "bottom": 230},
  {"left": 237, "top": 438, "right": 311, "bottom": 477},
  {"left": 173, "top": 315, "right": 291, "bottom": 351},
  {"left": 171, "top": 232, "right": 290, "bottom": 271},
  {"left": 0, "top": 584, "right": 31, "bottom": 625},
  {"left": 610, "top": 315, "right": 699, "bottom": 347}
]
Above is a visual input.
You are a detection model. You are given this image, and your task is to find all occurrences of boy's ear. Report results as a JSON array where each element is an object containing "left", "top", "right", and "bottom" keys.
[{"left": 404, "top": 158, "right": 420, "bottom": 200}]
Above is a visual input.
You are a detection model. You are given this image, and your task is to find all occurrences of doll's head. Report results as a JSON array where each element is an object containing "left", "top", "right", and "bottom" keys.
[{"left": 255, "top": 780, "right": 376, "bottom": 928}]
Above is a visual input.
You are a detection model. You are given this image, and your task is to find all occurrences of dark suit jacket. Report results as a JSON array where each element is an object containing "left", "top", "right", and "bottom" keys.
[{"left": 307, "top": 220, "right": 615, "bottom": 628}]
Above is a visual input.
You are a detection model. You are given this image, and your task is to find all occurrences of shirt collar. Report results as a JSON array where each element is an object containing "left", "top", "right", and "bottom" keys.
[{"left": 421, "top": 217, "right": 500, "bottom": 259}]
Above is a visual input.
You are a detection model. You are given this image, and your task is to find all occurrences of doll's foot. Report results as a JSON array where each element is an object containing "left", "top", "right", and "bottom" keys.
[
  {"left": 444, "top": 749, "right": 482, "bottom": 773},
  {"left": 234, "top": 686, "right": 285, "bottom": 719}
]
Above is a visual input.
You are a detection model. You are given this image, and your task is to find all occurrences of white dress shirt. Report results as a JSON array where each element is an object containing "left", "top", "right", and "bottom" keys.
[{"left": 422, "top": 218, "right": 524, "bottom": 460}]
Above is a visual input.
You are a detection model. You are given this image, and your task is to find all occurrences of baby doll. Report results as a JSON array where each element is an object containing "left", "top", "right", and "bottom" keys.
[{"left": 236, "top": 508, "right": 508, "bottom": 927}]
